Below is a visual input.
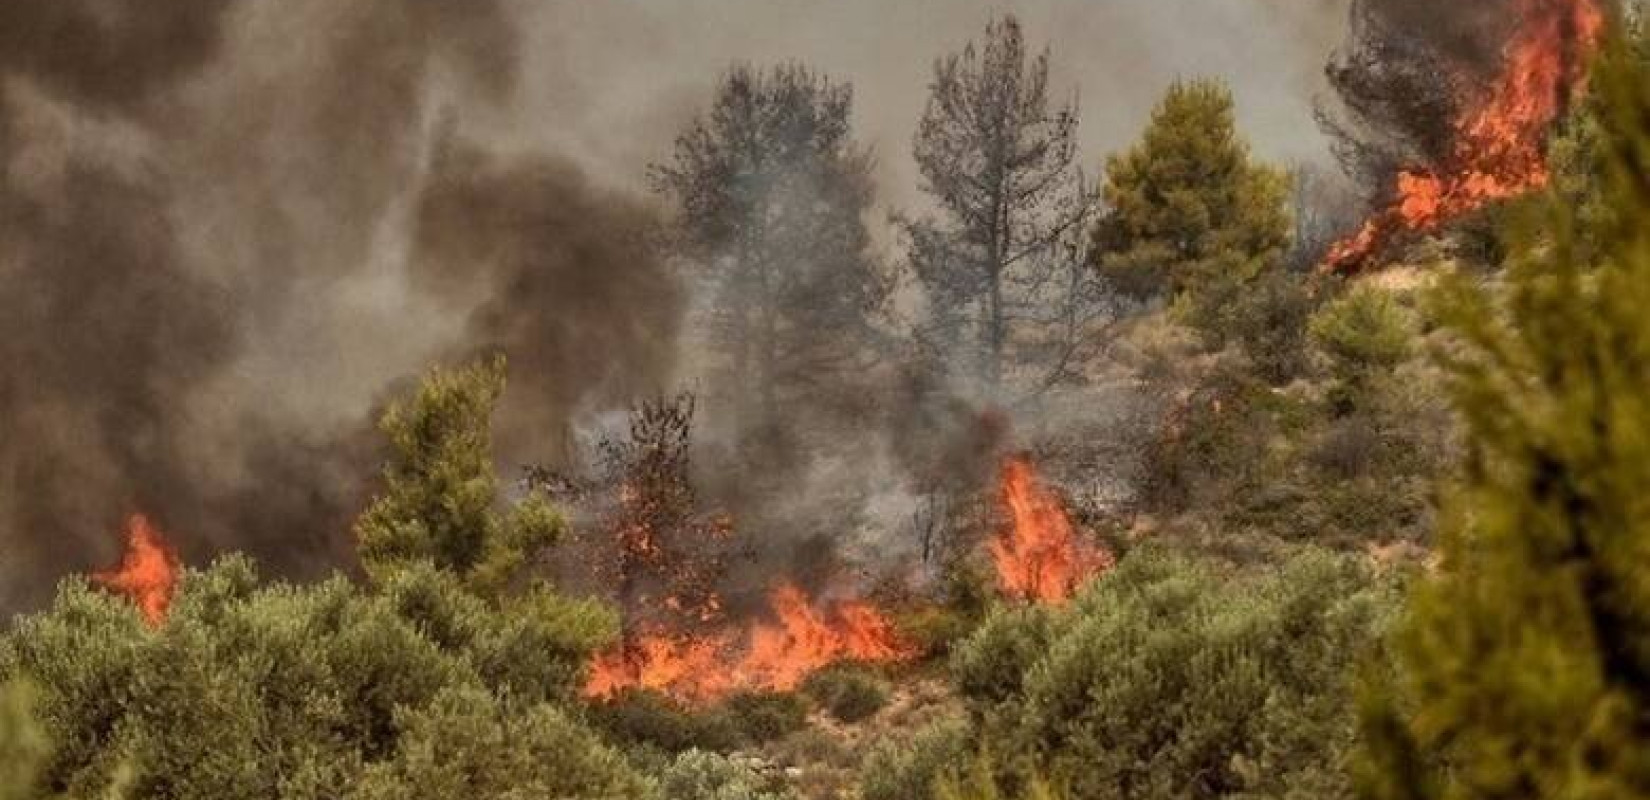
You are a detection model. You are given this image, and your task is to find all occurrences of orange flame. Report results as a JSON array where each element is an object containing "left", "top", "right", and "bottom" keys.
[
  {"left": 993, "top": 456, "right": 1112, "bottom": 604},
  {"left": 584, "top": 582, "right": 914, "bottom": 703},
  {"left": 92, "top": 514, "right": 180, "bottom": 627},
  {"left": 1322, "top": 0, "right": 1605, "bottom": 273}
]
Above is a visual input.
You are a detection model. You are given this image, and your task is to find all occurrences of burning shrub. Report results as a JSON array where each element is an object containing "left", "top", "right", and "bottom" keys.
[
  {"left": 0, "top": 364, "right": 643, "bottom": 799},
  {"left": 800, "top": 663, "right": 890, "bottom": 723}
]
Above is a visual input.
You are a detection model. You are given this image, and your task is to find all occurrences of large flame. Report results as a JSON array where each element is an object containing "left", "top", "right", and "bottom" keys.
[
  {"left": 1322, "top": 0, "right": 1605, "bottom": 273},
  {"left": 92, "top": 514, "right": 180, "bottom": 627},
  {"left": 585, "top": 581, "right": 915, "bottom": 703},
  {"left": 993, "top": 456, "right": 1112, "bottom": 604}
]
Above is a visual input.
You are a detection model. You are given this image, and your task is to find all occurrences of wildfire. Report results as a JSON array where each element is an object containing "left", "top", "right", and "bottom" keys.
[
  {"left": 92, "top": 514, "right": 180, "bottom": 627},
  {"left": 584, "top": 581, "right": 915, "bottom": 703},
  {"left": 993, "top": 456, "right": 1112, "bottom": 604},
  {"left": 1322, "top": 0, "right": 1605, "bottom": 273}
]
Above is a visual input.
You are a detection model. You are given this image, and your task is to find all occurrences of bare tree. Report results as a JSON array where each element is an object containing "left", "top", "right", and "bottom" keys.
[
  {"left": 528, "top": 393, "right": 740, "bottom": 634},
  {"left": 903, "top": 15, "right": 1107, "bottom": 401}
]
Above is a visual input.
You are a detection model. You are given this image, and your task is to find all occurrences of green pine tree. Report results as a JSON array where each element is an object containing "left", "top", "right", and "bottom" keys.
[
  {"left": 1358, "top": 32, "right": 1650, "bottom": 799},
  {"left": 1091, "top": 79, "right": 1290, "bottom": 314},
  {"left": 354, "top": 358, "right": 563, "bottom": 594}
]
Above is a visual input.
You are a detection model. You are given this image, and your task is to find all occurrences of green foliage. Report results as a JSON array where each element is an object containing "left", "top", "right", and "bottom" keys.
[
  {"left": 0, "top": 556, "right": 627, "bottom": 800},
  {"left": 1357, "top": 36, "right": 1650, "bottom": 799},
  {"left": 720, "top": 691, "right": 809, "bottom": 744},
  {"left": 657, "top": 750, "right": 795, "bottom": 800},
  {"left": 935, "top": 753, "right": 1065, "bottom": 800},
  {"left": 0, "top": 680, "right": 50, "bottom": 800},
  {"left": 589, "top": 690, "right": 743, "bottom": 755},
  {"left": 800, "top": 663, "right": 890, "bottom": 723},
  {"left": 1309, "top": 285, "right": 1414, "bottom": 395},
  {"left": 948, "top": 605, "right": 1054, "bottom": 705},
  {"left": 858, "top": 717, "right": 973, "bottom": 800},
  {"left": 1092, "top": 79, "right": 1291, "bottom": 310},
  {"left": 351, "top": 688, "right": 650, "bottom": 800},
  {"left": 354, "top": 358, "right": 565, "bottom": 591},
  {"left": 958, "top": 548, "right": 1396, "bottom": 799},
  {"left": 1226, "top": 267, "right": 1317, "bottom": 385},
  {"left": 0, "top": 363, "right": 628, "bottom": 800}
]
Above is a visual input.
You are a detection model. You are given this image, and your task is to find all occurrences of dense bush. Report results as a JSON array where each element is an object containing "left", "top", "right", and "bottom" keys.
[
  {"left": 589, "top": 690, "right": 744, "bottom": 755},
  {"left": 657, "top": 750, "right": 795, "bottom": 800},
  {"left": 0, "top": 680, "right": 49, "bottom": 800},
  {"left": 800, "top": 663, "right": 890, "bottom": 723},
  {"left": 721, "top": 691, "right": 810, "bottom": 743},
  {"left": 957, "top": 548, "right": 1397, "bottom": 800},
  {"left": 0, "top": 559, "right": 635, "bottom": 800},
  {"left": 948, "top": 605, "right": 1054, "bottom": 705},
  {"left": 858, "top": 717, "right": 973, "bottom": 800},
  {"left": 0, "top": 363, "right": 643, "bottom": 800}
]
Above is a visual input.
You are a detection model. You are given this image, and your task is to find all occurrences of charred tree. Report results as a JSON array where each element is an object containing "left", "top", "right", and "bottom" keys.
[{"left": 904, "top": 15, "right": 1106, "bottom": 400}]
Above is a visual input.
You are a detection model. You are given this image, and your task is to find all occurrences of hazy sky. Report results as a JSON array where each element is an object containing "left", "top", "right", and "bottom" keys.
[{"left": 505, "top": 0, "right": 1354, "bottom": 206}]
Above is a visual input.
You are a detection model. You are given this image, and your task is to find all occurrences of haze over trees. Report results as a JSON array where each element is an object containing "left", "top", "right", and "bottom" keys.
[
  {"left": 904, "top": 16, "right": 1107, "bottom": 399},
  {"left": 1, "top": 5, "right": 1646, "bottom": 800},
  {"left": 653, "top": 63, "right": 889, "bottom": 454}
]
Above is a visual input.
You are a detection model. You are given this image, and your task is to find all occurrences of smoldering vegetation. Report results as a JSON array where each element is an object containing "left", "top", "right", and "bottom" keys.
[{"left": 0, "top": 0, "right": 1365, "bottom": 613}]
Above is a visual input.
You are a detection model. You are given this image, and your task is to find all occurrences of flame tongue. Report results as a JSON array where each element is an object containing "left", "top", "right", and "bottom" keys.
[
  {"left": 93, "top": 514, "right": 180, "bottom": 627},
  {"left": 584, "top": 581, "right": 914, "bottom": 703},
  {"left": 1323, "top": 0, "right": 1605, "bottom": 273},
  {"left": 993, "top": 456, "right": 1112, "bottom": 605}
]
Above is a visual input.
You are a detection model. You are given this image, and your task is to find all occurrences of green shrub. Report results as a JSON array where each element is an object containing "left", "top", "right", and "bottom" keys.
[
  {"left": 895, "top": 606, "right": 980, "bottom": 659},
  {"left": 858, "top": 717, "right": 972, "bottom": 800},
  {"left": 1310, "top": 284, "right": 1413, "bottom": 389},
  {"left": 0, "top": 364, "right": 633, "bottom": 800},
  {"left": 0, "top": 679, "right": 50, "bottom": 800},
  {"left": 800, "top": 664, "right": 890, "bottom": 723},
  {"left": 949, "top": 605, "right": 1055, "bottom": 705},
  {"left": 352, "top": 688, "right": 651, "bottom": 800},
  {"left": 958, "top": 547, "right": 1397, "bottom": 799},
  {"left": 589, "top": 689, "right": 743, "bottom": 754},
  {"left": 657, "top": 749, "right": 795, "bottom": 800},
  {"left": 720, "top": 690, "right": 809, "bottom": 744}
]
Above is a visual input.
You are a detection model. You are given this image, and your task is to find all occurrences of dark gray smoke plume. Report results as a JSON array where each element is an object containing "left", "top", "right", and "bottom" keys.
[
  {"left": 0, "top": 0, "right": 1361, "bottom": 613},
  {"left": 0, "top": 0, "right": 684, "bottom": 612},
  {"left": 0, "top": 1, "right": 241, "bottom": 610},
  {"left": 409, "top": 136, "right": 685, "bottom": 468}
]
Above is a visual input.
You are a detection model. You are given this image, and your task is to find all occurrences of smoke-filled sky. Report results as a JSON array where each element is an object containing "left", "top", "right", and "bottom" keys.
[
  {"left": 0, "top": 0, "right": 1362, "bottom": 611},
  {"left": 509, "top": 0, "right": 1353, "bottom": 203}
]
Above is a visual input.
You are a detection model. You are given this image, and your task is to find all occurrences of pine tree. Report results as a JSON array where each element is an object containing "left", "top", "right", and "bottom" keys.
[
  {"left": 354, "top": 358, "right": 563, "bottom": 594},
  {"left": 1091, "top": 79, "right": 1290, "bottom": 313},
  {"left": 1358, "top": 33, "right": 1650, "bottom": 799},
  {"left": 905, "top": 15, "right": 1106, "bottom": 397},
  {"left": 652, "top": 63, "right": 888, "bottom": 431}
]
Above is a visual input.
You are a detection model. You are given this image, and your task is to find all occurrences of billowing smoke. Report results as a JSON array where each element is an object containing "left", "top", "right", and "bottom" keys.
[
  {"left": 0, "top": 0, "right": 1361, "bottom": 613},
  {"left": 0, "top": 1, "right": 242, "bottom": 610},
  {"left": 408, "top": 136, "right": 684, "bottom": 468},
  {"left": 0, "top": 0, "right": 683, "bottom": 611}
]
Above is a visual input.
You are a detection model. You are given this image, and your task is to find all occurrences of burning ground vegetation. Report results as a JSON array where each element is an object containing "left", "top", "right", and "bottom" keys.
[{"left": 7, "top": 1, "right": 1650, "bottom": 799}]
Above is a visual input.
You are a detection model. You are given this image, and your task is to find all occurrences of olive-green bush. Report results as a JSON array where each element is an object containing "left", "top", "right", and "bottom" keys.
[
  {"left": 957, "top": 548, "right": 1397, "bottom": 800},
  {"left": 800, "top": 663, "right": 890, "bottom": 724}
]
